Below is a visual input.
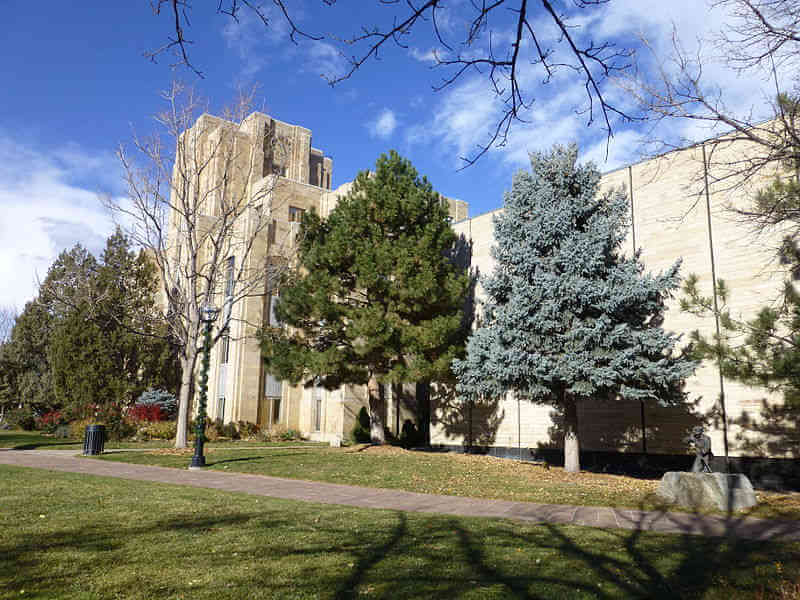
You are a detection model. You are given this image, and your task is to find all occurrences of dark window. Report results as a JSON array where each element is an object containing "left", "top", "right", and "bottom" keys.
[
  {"left": 225, "top": 256, "right": 235, "bottom": 298},
  {"left": 288, "top": 206, "right": 305, "bottom": 223},
  {"left": 221, "top": 333, "right": 230, "bottom": 364}
]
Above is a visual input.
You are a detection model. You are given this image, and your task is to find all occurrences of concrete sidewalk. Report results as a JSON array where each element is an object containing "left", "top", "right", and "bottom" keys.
[{"left": 2, "top": 448, "right": 799, "bottom": 542}]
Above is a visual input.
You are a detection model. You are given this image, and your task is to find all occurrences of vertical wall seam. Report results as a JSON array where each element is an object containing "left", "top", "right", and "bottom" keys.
[{"left": 629, "top": 165, "right": 647, "bottom": 454}]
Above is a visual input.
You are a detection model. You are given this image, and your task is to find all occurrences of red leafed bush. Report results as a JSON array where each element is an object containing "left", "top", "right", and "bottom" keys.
[
  {"left": 36, "top": 411, "right": 67, "bottom": 433},
  {"left": 129, "top": 403, "right": 164, "bottom": 422}
]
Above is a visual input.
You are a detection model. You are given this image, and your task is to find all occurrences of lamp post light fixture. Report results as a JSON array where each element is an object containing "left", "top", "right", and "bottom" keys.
[{"left": 190, "top": 304, "right": 220, "bottom": 470}]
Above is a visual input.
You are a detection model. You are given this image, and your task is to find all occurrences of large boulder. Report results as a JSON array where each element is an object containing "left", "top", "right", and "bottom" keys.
[{"left": 657, "top": 472, "right": 757, "bottom": 513}]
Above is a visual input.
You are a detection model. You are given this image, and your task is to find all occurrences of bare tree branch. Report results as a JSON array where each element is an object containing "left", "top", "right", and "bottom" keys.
[{"left": 147, "top": 0, "right": 635, "bottom": 164}]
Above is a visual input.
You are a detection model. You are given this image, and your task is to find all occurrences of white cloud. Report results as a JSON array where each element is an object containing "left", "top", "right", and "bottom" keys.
[
  {"left": 221, "top": 9, "right": 346, "bottom": 82},
  {"left": 408, "top": 47, "right": 439, "bottom": 64},
  {"left": 0, "top": 135, "right": 118, "bottom": 310},
  {"left": 405, "top": 0, "right": 786, "bottom": 172},
  {"left": 368, "top": 109, "right": 398, "bottom": 139},
  {"left": 303, "top": 41, "right": 347, "bottom": 80}
]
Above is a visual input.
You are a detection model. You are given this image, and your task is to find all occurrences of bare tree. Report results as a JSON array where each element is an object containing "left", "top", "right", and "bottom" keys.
[
  {"left": 146, "top": 0, "right": 634, "bottom": 164},
  {"left": 109, "top": 82, "right": 296, "bottom": 447},
  {"left": 622, "top": 0, "right": 799, "bottom": 201}
]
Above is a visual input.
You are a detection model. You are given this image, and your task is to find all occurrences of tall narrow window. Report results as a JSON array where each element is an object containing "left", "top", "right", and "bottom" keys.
[
  {"left": 313, "top": 385, "right": 323, "bottom": 432},
  {"left": 224, "top": 256, "right": 235, "bottom": 298},
  {"left": 216, "top": 396, "right": 225, "bottom": 424}
]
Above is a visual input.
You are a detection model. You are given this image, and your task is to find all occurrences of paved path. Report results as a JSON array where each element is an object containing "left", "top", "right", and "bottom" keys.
[{"left": 2, "top": 448, "right": 799, "bottom": 542}]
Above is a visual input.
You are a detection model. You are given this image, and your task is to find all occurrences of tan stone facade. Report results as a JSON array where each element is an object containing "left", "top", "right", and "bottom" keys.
[
  {"left": 175, "top": 112, "right": 791, "bottom": 458},
  {"left": 433, "top": 136, "right": 790, "bottom": 459},
  {"left": 176, "top": 112, "right": 465, "bottom": 444}
]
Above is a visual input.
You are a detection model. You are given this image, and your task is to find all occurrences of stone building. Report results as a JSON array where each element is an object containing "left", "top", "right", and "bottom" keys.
[
  {"left": 176, "top": 112, "right": 466, "bottom": 444},
  {"left": 434, "top": 133, "right": 794, "bottom": 471},
  {"left": 175, "top": 111, "right": 794, "bottom": 468}
]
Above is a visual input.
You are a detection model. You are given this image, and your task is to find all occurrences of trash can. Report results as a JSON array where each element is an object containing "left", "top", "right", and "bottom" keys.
[{"left": 83, "top": 424, "right": 106, "bottom": 455}]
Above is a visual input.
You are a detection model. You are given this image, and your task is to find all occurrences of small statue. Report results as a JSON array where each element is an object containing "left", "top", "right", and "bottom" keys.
[{"left": 684, "top": 425, "right": 713, "bottom": 473}]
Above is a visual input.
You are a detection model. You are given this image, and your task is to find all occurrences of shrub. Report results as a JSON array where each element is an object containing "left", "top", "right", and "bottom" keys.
[
  {"left": 281, "top": 428, "right": 302, "bottom": 441},
  {"left": 219, "top": 421, "right": 240, "bottom": 440},
  {"left": 36, "top": 410, "right": 68, "bottom": 434},
  {"left": 70, "top": 404, "right": 136, "bottom": 441},
  {"left": 351, "top": 407, "right": 371, "bottom": 443},
  {"left": 135, "top": 389, "right": 178, "bottom": 420},
  {"left": 203, "top": 420, "right": 221, "bottom": 442},
  {"left": 400, "top": 419, "right": 421, "bottom": 449},
  {"left": 7, "top": 406, "right": 37, "bottom": 431},
  {"left": 137, "top": 420, "right": 177, "bottom": 440},
  {"left": 236, "top": 421, "right": 260, "bottom": 439},
  {"left": 129, "top": 403, "right": 165, "bottom": 423},
  {"left": 69, "top": 418, "right": 94, "bottom": 440}
]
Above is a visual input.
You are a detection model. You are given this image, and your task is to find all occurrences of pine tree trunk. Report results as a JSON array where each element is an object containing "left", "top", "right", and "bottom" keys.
[
  {"left": 174, "top": 346, "right": 198, "bottom": 449},
  {"left": 563, "top": 391, "right": 580, "bottom": 473},
  {"left": 368, "top": 376, "right": 385, "bottom": 444}
]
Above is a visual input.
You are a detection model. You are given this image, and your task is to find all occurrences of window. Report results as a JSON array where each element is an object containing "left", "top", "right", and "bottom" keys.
[
  {"left": 221, "top": 333, "right": 231, "bottom": 364},
  {"left": 224, "top": 256, "right": 235, "bottom": 298},
  {"left": 216, "top": 396, "right": 225, "bottom": 424},
  {"left": 268, "top": 294, "right": 281, "bottom": 327},
  {"left": 288, "top": 206, "right": 305, "bottom": 223},
  {"left": 313, "top": 385, "right": 323, "bottom": 432},
  {"left": 272, "top": 397, "right": 282, "bottom": 424},
  {"left": 265, "top": 374, "right": 282, "bottom": 398}
]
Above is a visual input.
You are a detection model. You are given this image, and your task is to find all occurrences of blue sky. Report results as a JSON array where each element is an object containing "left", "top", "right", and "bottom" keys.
[{"left": 0, "top": 0, "right": 779, "bottom": 309}]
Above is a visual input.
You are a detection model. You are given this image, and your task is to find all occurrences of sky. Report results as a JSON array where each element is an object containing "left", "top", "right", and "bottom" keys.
[{"left": 0, "top": 0, "right": 783, "bottom": 310}]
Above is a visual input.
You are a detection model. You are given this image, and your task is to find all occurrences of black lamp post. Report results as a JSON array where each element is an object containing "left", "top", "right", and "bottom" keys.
[{"left": 190, "top": 304, "right": 220, "bottom": 470}]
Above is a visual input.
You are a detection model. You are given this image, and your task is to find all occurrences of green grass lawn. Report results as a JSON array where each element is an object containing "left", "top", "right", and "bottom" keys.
[
  {"left": 0, "top": 430, "right": 326, "bottom": 451},
  {"left": 94, "top": 445, "right": 800, "bottom": 521},
  {"left": 1, "top": 464, "right": 798, "bottom": 600}
]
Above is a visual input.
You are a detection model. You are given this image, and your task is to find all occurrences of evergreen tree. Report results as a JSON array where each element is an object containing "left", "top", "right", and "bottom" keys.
[
  {"left": 49, "top": 229, "right": 179, "bottom": 414},
  {"left": 0, "top": 300, "right": 55, "bottom": 417},
  {"left": 3, "top": 232, "right": 179, "bottom": 423},
  {"left": 454, "top": 145, "right": 696, "bottom": 472},
  {"left": 681, "top": 173, "right": 800, "bottom": 455},
  {"left": 261, "top": 151, "right": 470, "bottom": 443}
]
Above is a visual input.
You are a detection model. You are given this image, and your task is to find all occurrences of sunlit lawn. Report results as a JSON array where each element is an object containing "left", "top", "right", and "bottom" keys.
[
  {"left": 2, "top": 464, "right": 798, "bottom": 600},
  {"left": 95, "top": 444, "right": 800, "bottom": 521}
]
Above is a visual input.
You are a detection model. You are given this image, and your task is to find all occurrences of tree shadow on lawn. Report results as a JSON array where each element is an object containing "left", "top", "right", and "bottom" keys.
[
  {"left": 3, "top": 500, "right": 798, "bottom": 599},
  {"left": 294, "top": 509, "right": 798, "bottom": 599},
  {"left": 10, "top": 441, "right": 80, "bottom": 450},
  {"left": 205, "top": 455, "right": 268, "bottom": 466}
]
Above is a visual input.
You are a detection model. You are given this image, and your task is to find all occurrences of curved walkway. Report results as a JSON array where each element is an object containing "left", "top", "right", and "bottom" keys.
[{"left": 2, "top": 448, "right": 799, "bottom": 542}]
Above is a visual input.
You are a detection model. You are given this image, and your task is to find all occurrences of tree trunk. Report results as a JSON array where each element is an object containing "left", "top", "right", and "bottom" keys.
[
  {"left": 367, "top": 376, "right": 385, "bottom": 444},
  {"left": 174, "top": 346, "right": 198, "bottom": 448},
  {"left": 563, "top": 390, "right": 580, "bottom": 473}
]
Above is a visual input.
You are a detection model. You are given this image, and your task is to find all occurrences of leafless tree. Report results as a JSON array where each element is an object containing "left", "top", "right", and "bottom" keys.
[
  {"left": 0, "top": 305, "right": 16, "bottom": 344},
  {"left": 146, "top": 0, "right": 634, "bottom": 165},
  {"left": 109, "top": 82, "right": 296, "bottom": 448},
  {"left": 621, "top": 0, "right": 799, "bottom": 205}
]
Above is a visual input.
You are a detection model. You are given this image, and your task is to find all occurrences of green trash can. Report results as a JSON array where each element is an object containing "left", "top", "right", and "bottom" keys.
[{"left": 83, "top": 424, "right": 106, "bottom": 455}]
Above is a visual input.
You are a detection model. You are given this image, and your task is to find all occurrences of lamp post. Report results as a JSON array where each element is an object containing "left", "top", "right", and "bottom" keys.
[{"left": 190, "top": 304, "right": 220, "bottom": 470}]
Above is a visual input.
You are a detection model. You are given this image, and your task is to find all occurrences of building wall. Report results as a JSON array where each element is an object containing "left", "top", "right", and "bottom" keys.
[
  {"left": 178, "top": 111, "right": 791, "bottom": 459},
  {"left": 432, "top": 135, "right": 789, "bottom": 459}
]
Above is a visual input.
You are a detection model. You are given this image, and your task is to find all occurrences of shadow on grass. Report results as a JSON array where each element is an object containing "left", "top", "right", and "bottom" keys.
[
  {"left": 2, "top": 487, "right": 798, "bottom": 599},
  {"left": 207, "top": 455, "right": 267, "bottom": 466},
  {"left": 10, "top": 441, "right": 81, "bottom": 450}
]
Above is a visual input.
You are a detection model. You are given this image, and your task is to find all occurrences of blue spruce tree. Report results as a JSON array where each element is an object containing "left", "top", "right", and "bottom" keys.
[{"left": 454, "top": 145, "right": 696, "bottom": 472}]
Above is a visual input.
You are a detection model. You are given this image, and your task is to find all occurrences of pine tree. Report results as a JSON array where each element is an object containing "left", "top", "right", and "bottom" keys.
[
  {"left": 49, "top": 230, "right": 179, "bottom": 414},
  {"left": 261, "top": 151, "right": 470, "bottom": 443},
  {"left": 454, "top": 145, "right": 697, "bottom": 472}
]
